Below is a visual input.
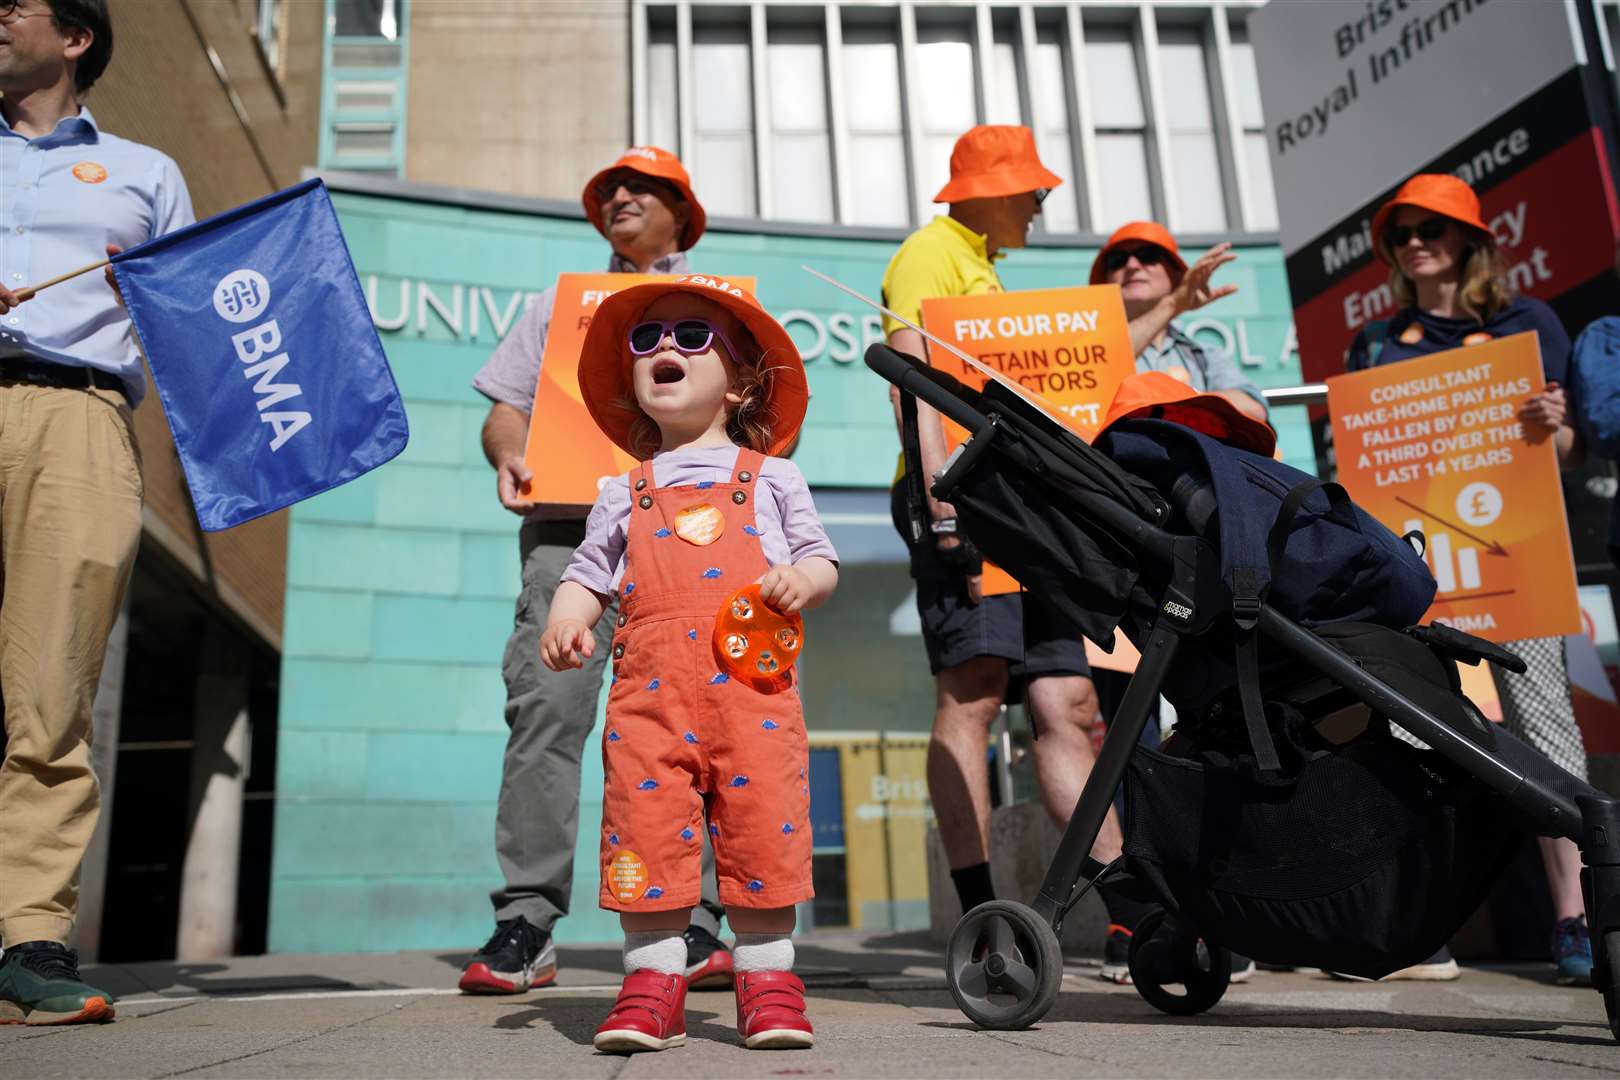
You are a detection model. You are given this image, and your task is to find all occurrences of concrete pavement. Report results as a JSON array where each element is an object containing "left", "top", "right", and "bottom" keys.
[{"left": 4, "top": 931, "right": 1618, "bottom": 1078}]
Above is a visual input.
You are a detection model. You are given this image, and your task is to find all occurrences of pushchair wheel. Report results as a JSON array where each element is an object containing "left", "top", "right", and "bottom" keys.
[
  {"left": 1127, "top": 908, "right": 1230, "bottom": 1016},
  {"left": 1602, "top": 928, "right": 1620, "bottom": 1043},
  {"left": 945, "top": 900, "right": 1063, "bottom": 1030}
]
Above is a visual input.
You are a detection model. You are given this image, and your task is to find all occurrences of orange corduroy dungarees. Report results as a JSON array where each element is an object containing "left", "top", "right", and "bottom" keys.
[{"left": 598, "top": 447, "right": 813, "bottom": 913}]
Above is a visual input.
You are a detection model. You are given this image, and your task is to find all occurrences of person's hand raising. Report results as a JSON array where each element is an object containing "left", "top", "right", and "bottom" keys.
[{"left": 1171, "top": 242, "right": 1239, "bottom": 316}]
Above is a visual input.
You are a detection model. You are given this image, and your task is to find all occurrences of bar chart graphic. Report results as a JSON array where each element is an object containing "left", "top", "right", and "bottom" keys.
[{"left": 1405, "top": 518, "right": 1483, "bottom": 594}]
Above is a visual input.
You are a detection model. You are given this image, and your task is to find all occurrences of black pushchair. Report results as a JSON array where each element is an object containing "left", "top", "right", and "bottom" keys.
[{"left": 866, "top": 342, "right": 1620, "bottom": 1040}]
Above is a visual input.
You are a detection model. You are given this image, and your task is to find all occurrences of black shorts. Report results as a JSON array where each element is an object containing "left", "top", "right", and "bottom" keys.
[{"left": 892, "top": 483, "right": 1090, "bottom": 678}]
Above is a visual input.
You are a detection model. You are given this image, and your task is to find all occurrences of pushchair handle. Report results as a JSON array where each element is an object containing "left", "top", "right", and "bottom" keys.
[{"left": 865, "top": 343, "right": 992, "bottom": 438}]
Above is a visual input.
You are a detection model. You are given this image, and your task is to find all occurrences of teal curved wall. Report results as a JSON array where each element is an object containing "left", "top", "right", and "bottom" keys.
[{"left": 268, "top": 180, "right": 1306, "bottom": 953}]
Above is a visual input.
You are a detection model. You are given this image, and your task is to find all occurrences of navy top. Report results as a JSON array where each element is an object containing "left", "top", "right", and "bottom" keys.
[{"left": 1346, "top": 295, "right": 1571, "bottom": 386}]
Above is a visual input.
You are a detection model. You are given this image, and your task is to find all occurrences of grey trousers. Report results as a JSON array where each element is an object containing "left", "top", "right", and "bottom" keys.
[{"left": 491, "top": 520, "right": 723, "bottom": 935}]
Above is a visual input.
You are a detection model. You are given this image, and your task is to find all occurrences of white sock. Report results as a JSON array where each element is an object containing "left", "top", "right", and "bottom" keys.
[
  {"left": 623, "top": 932, "right": 686, "bottom": 976},
  {"left": 732, "top": 933, "right": 794, "bottom": 973}
]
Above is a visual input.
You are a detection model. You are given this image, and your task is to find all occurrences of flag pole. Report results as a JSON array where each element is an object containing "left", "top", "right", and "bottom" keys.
[{"left": 15, "top": 258, "right": 112, "bottom": 302}]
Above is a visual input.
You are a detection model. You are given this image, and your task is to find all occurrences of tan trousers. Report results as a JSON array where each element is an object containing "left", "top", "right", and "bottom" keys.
[{"left": 0, "top": 381, "right": 142, "bottom": 947}]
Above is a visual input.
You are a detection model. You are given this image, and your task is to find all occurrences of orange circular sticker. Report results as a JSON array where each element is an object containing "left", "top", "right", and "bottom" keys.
[
  {"left": 609, "top": 849, "right": 649, "bottom": 903},
  {"left": 674, "top": 503, "right": 725, "bottom": 546},
  {"left": 1462, "top": 331, "right": 1495, "bottom": 347},
  {"left": 72, "top": 161, "right": 108, "bottom": 184}
]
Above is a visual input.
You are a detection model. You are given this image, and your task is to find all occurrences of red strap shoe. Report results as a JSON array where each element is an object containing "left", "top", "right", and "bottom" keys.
[
  {"left": 593, "top": 970, "right": 688, "bottom": 1054},
  {"left": 735, "top": 970, "right": 814, "bottom": 1049}
]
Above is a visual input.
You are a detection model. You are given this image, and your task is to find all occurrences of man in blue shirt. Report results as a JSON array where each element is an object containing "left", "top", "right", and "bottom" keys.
[{"left": 0, "top": 0, "right": 193, "bottom": 1025}]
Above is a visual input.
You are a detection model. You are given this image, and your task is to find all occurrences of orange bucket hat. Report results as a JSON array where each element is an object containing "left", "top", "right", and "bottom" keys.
[
  {"left": 1099, "top": 371, "right": 1275, "bottom": 457},
  {"left": 1371, "top": 174, "right": 1490, "bottom": 265},
  {"left": 933, "top": 125, "right": 1063, "bottom": 204},
  {"left": 582, "top": 146, "right": 707, "bottom": 252},
  {"left": 1089, "top": 221, "right": 1189, "bottom": 285},
  {"left": 577, "top": 275, "right": 809, "bottom": 460}
]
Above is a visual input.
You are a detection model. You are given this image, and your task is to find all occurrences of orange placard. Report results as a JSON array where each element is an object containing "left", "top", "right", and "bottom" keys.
[
  {"left": 920, "top": 285, "right": 1135, "bottom": 595},
  {"left": 1326, "top": 332, "right": 1580, "bottom": 643},
  {"left": 522, "top": 272, "right": 757, "bottom": 510}
]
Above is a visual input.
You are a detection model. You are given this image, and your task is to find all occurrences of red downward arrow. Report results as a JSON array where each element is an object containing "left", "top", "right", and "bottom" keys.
[{"left": 1394, "top": 496, "right": 1509, "bottom": 557}]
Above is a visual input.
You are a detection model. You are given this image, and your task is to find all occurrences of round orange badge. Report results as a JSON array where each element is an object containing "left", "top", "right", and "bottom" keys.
[
  {"left": 609, "top": 849, "right": 649, "bottom": 903},
  {"left": 72, "top": 161, "right": 108, "bottom": 184},
  {"left": 1462, "top": 331, "right": 1495, "bottom": 347}
]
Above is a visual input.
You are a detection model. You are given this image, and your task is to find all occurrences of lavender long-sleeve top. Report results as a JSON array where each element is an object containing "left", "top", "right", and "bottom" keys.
[{"left": 562, "top": 445, "right": 839, "bottom": 596}]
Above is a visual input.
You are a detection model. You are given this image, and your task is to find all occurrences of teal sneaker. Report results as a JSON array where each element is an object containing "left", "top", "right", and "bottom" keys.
[
  {"left": 1554, "top": 917, "right": 1594, "bottom": 986},
  {"left": 0, "top": 942, "right": 116, "bottom": 1025}
]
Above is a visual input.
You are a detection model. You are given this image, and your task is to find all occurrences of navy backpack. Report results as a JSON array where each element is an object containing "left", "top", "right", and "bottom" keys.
[{"left": 1097, "top": 418, "right": 1438, "bottom": 769}]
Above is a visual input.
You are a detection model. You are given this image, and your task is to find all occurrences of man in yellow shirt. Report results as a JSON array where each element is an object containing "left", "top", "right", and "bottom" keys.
[{"left": 881, "top": 125, "right": 1144, "bottom": 975}]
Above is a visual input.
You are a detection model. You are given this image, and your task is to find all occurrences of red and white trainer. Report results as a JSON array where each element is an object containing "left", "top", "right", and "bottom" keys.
[
  {"left": 683, "top": 925, "right": 735, "bottom": 989},
  {"left": 592, "top": 970, "right": 688, "bottom": 1054},
  {"left": 734, "top": 970, "right": 814, "bottom": 1049},
  {"left": 458, "top": 916, "right": 555, "bottom": 994}
]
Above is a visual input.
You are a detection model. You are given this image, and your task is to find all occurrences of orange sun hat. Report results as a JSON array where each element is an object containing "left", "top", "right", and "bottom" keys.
[
  {"left": 933, "top": 125, "right": 1063, "bottom": 204},
  {"left": 577, "top": 274, "right": 809, "bottom": 460},
  {"left": 582, "top": 146, "right": 707, "bottom": 252},
  {"left": 1089, "top": 221, "right": 1189, "bottom": 285},
  {"left": 1371, "top": 174, "right": 1490, "bottom": 265},
  {"left": 1099, "top": 370, "right": 1276, "bottom": 457}
]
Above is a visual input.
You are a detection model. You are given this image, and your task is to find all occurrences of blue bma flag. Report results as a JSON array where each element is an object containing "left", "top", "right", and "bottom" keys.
[{"left": 112, "top": 178, "right": 408, "bottom": 531}]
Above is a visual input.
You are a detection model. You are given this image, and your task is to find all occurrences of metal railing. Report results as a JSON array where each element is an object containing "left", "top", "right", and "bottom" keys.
[{"left": 1262, "top": 384, "right": 1327, "bottom": 408}]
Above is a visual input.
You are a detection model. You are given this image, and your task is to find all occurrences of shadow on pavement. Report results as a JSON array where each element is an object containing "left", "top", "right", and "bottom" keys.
[
  {"left": 914, "top": 987, "right": 1608, "bottom": 1048},
  {"left": 80, "top": 961, "right": 379, "bottom": 998},
  {"left": 490, "top": 994, "right": 738, "bottom": 1048},
  {"left": 437, "top": 929, "right": 941, "bottom": 985}
]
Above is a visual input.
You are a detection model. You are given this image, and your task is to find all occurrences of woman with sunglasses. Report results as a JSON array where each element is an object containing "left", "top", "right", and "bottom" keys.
[
  {"left": 1090, "top": 221, "right": 1270, "bottom": 428},
  {"left": 1347, "top": 173, "right": 1590, "bottom": 986},
  {"left": 540, "top": 275, "right": 836, "bottom": 1053}
]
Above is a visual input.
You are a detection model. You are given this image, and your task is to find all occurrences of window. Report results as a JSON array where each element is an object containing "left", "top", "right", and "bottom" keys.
[
  {"left": 913, "top": 19, "right": 978, "bottom": 217},
  {"left": 1084, "top": 25, "right": 1153, "bottom": 231},
  {"left": 335, "top": 0, "right": 399, "bottom": 39},
  {"left": 1228, "top": 24, "right": 1278, "bottom": 232},
  {"left": 841, "top": 20, "right": 910, "bottom": 227},
  {"left": 646, "top": 17, "right": 679, "bottom": 153},
  {"left": 1157, "top": 26, "right": 1226, "bottom": 232},
  {"left": 987, "top": 23, "right": 1023, "bottom": 126},
  {"left": 320, "top": 0, "right": 407, "bottom": 175},
  {"left": 691, "top": 22, "right": 757, "bottom": 217},
  {"left": 1030, "top": 23, "right": 1080, "bottom": 233},
  {"left": 255, "top": 0, "right": 287, "bottom": 80},
  {"left": 767, "top": 23, "right": 835, "bottom": 223},
  {"left": 630, "top": 1, "right": 1281, "bottom": 236}
]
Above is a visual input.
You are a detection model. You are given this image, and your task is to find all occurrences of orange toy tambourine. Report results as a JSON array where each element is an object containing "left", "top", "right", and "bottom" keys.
[{"left": 713, "top": 583, "right": 804, "bottom": 693}]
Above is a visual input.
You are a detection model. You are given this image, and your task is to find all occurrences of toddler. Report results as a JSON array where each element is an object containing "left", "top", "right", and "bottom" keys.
[{"left": 541, "top": 275, "right": 837, "bottom": 1052}]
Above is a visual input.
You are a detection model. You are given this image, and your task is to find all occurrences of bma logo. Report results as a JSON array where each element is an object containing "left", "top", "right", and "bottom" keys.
[{"left": 213, "top": 269, "right": 270, "bottom": 323}]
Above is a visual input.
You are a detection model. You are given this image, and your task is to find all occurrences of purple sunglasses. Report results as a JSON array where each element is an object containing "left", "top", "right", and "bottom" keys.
[{"left": 627, "top": 318, "right": 740, "bottom": 362}]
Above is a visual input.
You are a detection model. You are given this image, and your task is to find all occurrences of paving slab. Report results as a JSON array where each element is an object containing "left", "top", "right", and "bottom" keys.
[{"left": 2, "top": 935, "right": 1615, "bottom": 1079}]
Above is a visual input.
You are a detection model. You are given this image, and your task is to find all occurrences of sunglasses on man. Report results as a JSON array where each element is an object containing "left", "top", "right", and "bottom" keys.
[
  {"left": 1102, "top": 245, "right": 1169, "bottom": 275},
  {"left": 1385, "top": 217, "right": 1451, "bottom": 248},
  {"left": 595, "top": 174, "right": 680, "bottom": 206}
]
